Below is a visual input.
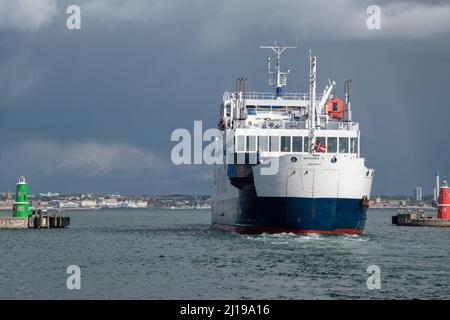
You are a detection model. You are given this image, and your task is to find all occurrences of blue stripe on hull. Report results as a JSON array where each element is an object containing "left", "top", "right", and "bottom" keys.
[{"left": 212, "top": 196, "right": 367, "bottom": 233}]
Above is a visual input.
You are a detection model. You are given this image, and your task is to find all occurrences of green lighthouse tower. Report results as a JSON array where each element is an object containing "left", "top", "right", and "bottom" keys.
[{"left": 13, "top": 176, "right": 30, "bottom": 218}]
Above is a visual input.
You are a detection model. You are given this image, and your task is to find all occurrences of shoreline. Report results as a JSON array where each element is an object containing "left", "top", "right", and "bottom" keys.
[{"left": 0, "top": 207, "right": 212, "bottom": 211}]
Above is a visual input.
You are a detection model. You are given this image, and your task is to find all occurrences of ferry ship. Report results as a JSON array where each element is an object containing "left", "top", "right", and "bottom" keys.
[{"left": 211, "top": 44, "right": 373, "bottom": 235}]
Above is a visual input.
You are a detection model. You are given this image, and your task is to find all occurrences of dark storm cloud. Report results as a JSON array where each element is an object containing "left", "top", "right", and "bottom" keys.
[{"left": 0, "top": 0, "right": 449, "bottom": 195}]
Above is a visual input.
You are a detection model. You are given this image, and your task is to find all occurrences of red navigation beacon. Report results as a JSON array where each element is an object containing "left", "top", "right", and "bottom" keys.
[{"left": 437, "top": 180, "right": 450, "bottom": 219}]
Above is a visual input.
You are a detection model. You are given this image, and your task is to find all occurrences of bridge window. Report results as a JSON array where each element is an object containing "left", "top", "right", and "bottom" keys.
[
  {"left": 226, "top": 104, "right": 231, "bottom": 117},
  {"left": 258, "top": 136, "right": 269, "bottom": 152},
  {"left": 236, "top": 136, "right": 245, "bottom": 152},
  {"left": 246, "top": 106, "right": 257, "bottom": 116},
  {"left": 315, "top": 137, "right": 326, "bottom": 153},
  {"left": 269, "top": 136, "right": 280, "bottom": 152},
  {"left": 281, "top": 136, "right": 291, "bottom": 152},
  {"left": 339, "top": 137, "right": 349, "bottom": 153},
  {"left": 327, "top": 137, "right": 337, "bottom": 153},
  {"left": 350, "top": 137, "right": 358, "bottom": 154},
  {"left": 246, "top": 136, "right": 256, "bottom": 152},
  {"left": 293, "top": 136, "right": 302, "bottom": 152},
  {"left": 303, "top": 137, "right": 310, "bottom": 152}
]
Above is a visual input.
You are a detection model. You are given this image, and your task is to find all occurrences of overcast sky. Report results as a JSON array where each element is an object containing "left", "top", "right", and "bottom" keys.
[{"left": 0, "top": 0, "right": 449, "bottom": 195}]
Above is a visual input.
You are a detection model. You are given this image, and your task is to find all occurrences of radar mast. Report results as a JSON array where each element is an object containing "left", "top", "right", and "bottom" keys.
[{"left": 260, "top": 42, "right": 296, "bottom": 97}]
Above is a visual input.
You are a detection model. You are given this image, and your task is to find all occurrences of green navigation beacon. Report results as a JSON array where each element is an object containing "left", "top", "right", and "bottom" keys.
[{"left": 13, "top": 176, "right": 30, "bottom": 218}]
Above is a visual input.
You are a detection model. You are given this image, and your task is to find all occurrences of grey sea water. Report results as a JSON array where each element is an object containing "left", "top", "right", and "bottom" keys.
[{"left": 0, "top": 208, "right": 449, "bottom": 299}]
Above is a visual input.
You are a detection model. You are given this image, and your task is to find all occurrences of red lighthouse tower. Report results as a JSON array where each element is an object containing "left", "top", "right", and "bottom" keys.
[{"left": 437, "top": 180, "right": 450, "bottom": 219}]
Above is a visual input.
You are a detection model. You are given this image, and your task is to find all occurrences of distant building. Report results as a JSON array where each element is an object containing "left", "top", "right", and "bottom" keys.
[
  {"left": 117, "top": 201, "right": 134, "bottom": 208},
  {"left": 81, "top": 200, "right": 97, "bottom": 208},
  {"left": 389, "top": 200, "right": 401, "bottom": 207},
  {"left": 136, "top": 201, "right": 148, "bottom": 208},
  {"left": 31, "top": 200, "right": 40, "bottom": 208},
  {"left": 48, "top": 200, "right": 60, "bottom": 208},
  {"left": 415, "top": 187, "right": 423, "bottom": 202},
  {"left": 0, "top": 200, "right": 9, "bottom": 209},
  {"left": 59, "top": 201, "right": 79, "bottom": 209},
  {"left": 39, "top": 192, "right": 60, "bottom": 197},
  {"left": 101, "top": 198, "right": 118, "bottom": 208}
]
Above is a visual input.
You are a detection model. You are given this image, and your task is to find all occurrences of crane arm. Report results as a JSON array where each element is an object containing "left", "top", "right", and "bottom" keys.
[{"left": 317, "top": 79, "right": 336, "bottom": 115}]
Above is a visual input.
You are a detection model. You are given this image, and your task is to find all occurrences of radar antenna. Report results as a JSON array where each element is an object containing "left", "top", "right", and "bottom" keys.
[{"left": 260, "top": 42, "right": 297, "bottom": 97}]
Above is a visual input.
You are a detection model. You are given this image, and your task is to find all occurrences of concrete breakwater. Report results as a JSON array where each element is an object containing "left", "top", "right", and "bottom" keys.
[
  {"left": 392, "top": 211, "right": 450, "bottom": 227},
  {"left": 0, "top": 214, "right": 70, "bottom": 229}
]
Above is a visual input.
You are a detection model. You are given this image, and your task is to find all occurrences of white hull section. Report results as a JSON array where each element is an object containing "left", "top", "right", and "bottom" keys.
[
  {"left": 212, "top": 154, "right": 373, "bottom": 202},
  {"left": 253, "top": 154, "right": 373, "bottom": 199}
]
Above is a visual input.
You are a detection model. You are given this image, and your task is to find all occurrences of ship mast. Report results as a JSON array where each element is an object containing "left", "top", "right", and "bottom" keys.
[
  {"left": 260, "top": 42, "right": 296, "bottom": 97},
  {"left": 343, "top": 79, "right": 353, "bottom": 129},
  {"left": 308, "top": 50, "right": 317, "bottom": 153}
]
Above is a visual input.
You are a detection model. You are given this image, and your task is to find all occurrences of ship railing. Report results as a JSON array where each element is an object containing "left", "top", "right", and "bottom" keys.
[
  {"left": 223, "top": 91, "right": 321, "bottom": 101},
  {"left": 283, "top": 121, "right": 306, "bottom": 129},
  {"left": 233, "top": 119, "right": 359, "bottom": 130}
]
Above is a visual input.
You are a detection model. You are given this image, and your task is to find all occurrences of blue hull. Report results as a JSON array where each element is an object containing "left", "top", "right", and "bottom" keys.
[{"left": 212, "top": 189, "right": 367, "bottom": 234}]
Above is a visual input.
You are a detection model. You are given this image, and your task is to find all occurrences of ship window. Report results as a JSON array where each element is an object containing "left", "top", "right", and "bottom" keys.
[
  {"left": 315, "top": 137, "right": 326, "bottom": 153},
  {"left": 327, "top": 137, "right": 337, "bottom": 153},
  {"left": 339, "top": 137, "right": 349, "bottom": 153},
  {"left": 303, "top": 137, "right": 310, "bottom": 152},
  {"left": 350, "top": 137, "right": 358, "bottom": 154},
  {"left": 269, "top": 136, "right": 280, "bottom": 152},
  {"left": 281, "top": 136, "right": 291, "bottom": 152},
  {"left": 246, "top": 136, "right": 256, "bottom": 152},
  {"left": 293, "top": 136, "right": 302, "bottom": 152},
  {"left": 226, "top": 104, "right": 231, "bottom": 117},
  {"left": 236, "top": 135, "right": 245, "bottom": 152},
  {"left": 332, "top": 102, "right": 338, "bottom": 111},
  {"left": 258, "top": 136, "right": 269, "bottom": 152},
  {"left": 246, "top": 106, "right": 257, "bottom": 116}
]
